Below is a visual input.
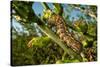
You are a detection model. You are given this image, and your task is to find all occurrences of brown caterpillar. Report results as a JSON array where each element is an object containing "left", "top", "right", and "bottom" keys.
[{"left": 47, "top": 14, "right": 83, "bottom": 53}]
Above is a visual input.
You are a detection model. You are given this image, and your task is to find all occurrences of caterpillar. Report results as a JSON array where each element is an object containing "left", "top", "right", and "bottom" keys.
[{"left": 43, "top": 10, "right": 83, "bottom": 53}]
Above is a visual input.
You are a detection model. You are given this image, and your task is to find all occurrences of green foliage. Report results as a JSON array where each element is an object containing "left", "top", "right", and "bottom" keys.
[
  {"left": 12, "top": 35, "right": 65, "bottom": 65},
  {"left": 56, "top": 59, "right": 80, "bottom": 64},
  {"left": 12, "top": 1, "right": 37, "bottom": 23},
  {"left": 11, "top": 1, "right": 97, "bottom": 66},
  {"left": 73, "top": 19, "right": 88, "bottom": 33},
  {"left": 30, "top": 36, "right": 51, "bottom": 47},
  {"left": 87, "top": 23, "right": 97, "bottom": 36},
  {"left": 56, "top": 60, "right": 63, "bottom": 64},
  {"left": 12, "top": 35, "right": 35, "bottom": 65},
  {"left": 63, "top": 59, "right": 80, "bottom": 63},
  {"left": 53, "top": 3, "right": 63, "bottom": 15}
]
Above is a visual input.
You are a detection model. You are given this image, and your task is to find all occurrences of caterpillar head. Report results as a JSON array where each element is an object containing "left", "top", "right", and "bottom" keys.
[
  {"left": 43, "top": 9, "right": 56, "bottom": 25},
  {"left": 43, "top": 9, "right": 52, "bottom": 20}
]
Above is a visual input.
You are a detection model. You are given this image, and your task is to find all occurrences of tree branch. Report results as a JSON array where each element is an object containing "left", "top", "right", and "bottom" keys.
[
  {"left": 41, "top": 2, "right": 50, "bottom": 10},
  {"left": 36, "top": 23, "right": 82, "bottom": 62}
]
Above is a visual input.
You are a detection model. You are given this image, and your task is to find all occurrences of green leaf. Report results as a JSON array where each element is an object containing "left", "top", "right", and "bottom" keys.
[
  {"left": 73, "top": 19, "right": 88, "bottom": 33},
  {"left": 28, "top": 36, "right": 51, "bottom": 47},
  {"left": 53, "top": 3, "right": 63, "bottom": 15},
  {"left": 87, "top": 24, "right": 96, "bottom": 36},
  {"left": 56, "top": 60, "right": 63, "bottom": 64},
  {"left": 63, "top": 59, "right": 80, "bottom": 63}
]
